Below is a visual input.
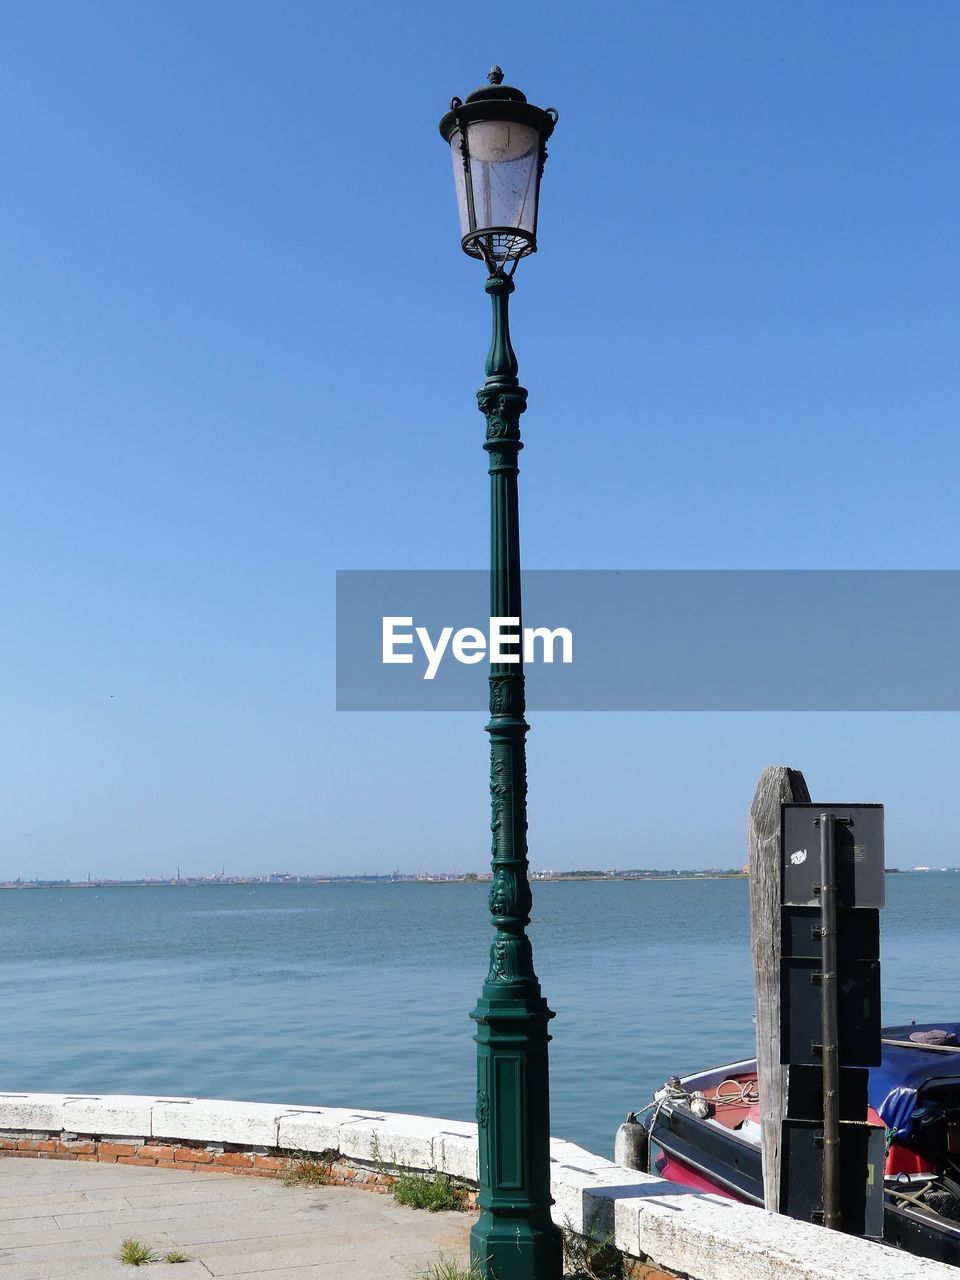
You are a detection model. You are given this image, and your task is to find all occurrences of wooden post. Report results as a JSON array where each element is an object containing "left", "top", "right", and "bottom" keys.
[{"left": 748, "top": 765, "right": 810, "bottom": 1212}]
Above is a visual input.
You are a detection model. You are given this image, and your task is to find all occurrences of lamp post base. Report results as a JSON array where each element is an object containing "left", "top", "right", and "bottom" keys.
[
  {"left": 470, "top": 1212, "right": 564, "bottom": 1280},
  {"left": 470, "top": 997, "right": 564, "bottom": 1280}
]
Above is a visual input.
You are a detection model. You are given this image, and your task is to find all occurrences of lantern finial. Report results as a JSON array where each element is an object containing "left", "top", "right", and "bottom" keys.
[{"left": 487, "top": 66, "right": 504, "bottom": 86}]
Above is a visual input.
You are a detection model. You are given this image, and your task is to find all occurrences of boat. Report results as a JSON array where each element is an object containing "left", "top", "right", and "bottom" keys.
[{"left": 634, "top": 1022, "right": 960, "bottom": 1266}]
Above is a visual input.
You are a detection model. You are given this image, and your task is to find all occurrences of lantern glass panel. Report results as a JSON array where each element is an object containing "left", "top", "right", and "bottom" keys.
[
  {"left": 450, "top": 118, "right": 541, "bottom": 261},
  {"left": 449, "top": 132, "right": 471, "bottom": 239}
]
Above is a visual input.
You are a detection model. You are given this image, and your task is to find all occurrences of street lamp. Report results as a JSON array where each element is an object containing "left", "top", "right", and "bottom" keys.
[{"left": 439, "top": 68, "right": 562, "bottom": 1280}]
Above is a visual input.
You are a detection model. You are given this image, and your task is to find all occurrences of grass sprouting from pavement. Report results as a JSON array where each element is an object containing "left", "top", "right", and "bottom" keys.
[
  {"left": 118, "top": 1238, "right": 158, "bottom": 1266},
  {"left": 417, "top": 1252, "right": 484, "bottom": 1280},
  {"left": 282, "top": 1151, "right": 333, "bottom": 1187},
  {"left": 392, "top": 1169, "right": 468, "bottom": 1212}
]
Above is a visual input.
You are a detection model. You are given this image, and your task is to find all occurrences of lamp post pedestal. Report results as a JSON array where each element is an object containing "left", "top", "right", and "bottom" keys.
[{"left": 469, "top": 272, "right": 563, "bottom": 1280}]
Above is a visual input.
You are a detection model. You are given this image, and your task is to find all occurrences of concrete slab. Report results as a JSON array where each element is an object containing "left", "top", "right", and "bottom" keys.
[
  {"left": 0, "top": 1262, "right": 212, "bottom": 1280},
  {"left": 0, "top": 1158, "right": 473, "bottom": 1279},
  {"left": 221, "top": 1266, "right": 411, "bottom": 1280},
  {"left": 0, "top": 1190, "right": 88, "bottom": 1213}
]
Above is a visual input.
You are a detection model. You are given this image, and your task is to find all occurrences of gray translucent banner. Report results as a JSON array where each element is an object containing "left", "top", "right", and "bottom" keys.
[{"left": 336, "top": 570, "right": 960, "bottom": 711}]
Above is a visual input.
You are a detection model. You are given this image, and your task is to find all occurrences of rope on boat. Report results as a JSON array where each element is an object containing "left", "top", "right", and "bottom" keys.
[
  {"left": 712, "top": 1078, "right": 761, "bottom": 1109},
  {"left": 639, "top": 1079, "right": 691, "bottom": 1142},
  {"left": 886, "top": 1170, "right": 960, "bottom": 1222},
  {"left": 637, "top": 1076, "right": 760, "bottom": 1132}
]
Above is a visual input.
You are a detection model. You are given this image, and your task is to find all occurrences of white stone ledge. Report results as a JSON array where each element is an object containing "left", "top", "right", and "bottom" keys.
[
  {"left": 0, "top": 1093, "right": 67, "bottom": 1132},
  {"left": 63, "top": 1093, "right": 166, "bottom": 1137},
  {"left": 276, "top": 1106, "right": 364, "bottom": 1156},
  {"left": 151, "top": 1099, "right": 319, "bottom": 1147},
  {"left": 548, "top": 1147, "right": 956, "bottom": 1280},
  {"left": 0, "top": 1093, "right": 954, "bottom": 1279}
]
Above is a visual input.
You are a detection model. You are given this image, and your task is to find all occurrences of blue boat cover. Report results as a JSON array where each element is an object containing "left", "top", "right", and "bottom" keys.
[{"left": 869, "top": 1024, "right": 960, "bottom": 1140}]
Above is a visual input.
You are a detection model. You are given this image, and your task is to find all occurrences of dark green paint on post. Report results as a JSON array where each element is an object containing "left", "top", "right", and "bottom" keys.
[{"left": 470, "top": 272, "right": 563, "bottom": 1280}]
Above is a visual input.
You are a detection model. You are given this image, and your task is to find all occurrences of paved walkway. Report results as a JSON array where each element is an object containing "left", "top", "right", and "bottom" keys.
[{"left": 0, "top": 1159, "right": 473, "bottom": 1279}]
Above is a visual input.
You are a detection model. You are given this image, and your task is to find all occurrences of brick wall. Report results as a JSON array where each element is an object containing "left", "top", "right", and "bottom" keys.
[{"left": 0, "top": 1131, "right": 423, "bottom": 1193}]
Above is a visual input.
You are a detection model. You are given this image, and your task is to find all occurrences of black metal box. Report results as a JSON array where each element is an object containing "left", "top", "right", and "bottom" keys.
[
  {"left": 786, "top": 1065, "right": 869, "bottom": 1122},
  {"left": 781, "top": 906, "right": 880, "bottom": 962},
  {"left": 781, "top": 804, "right": 885, "bottom": 909},
  {"left": 780, "top": 957, "right": 881, "bottom": 1066},
  {"left": 779, "top": 1118, "right": 885, "bottom": 1237}
]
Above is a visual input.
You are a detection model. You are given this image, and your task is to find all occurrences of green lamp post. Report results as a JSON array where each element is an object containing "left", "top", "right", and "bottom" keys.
[{"left": 439, "top": 68, "right": 562, "bottom": 1280}]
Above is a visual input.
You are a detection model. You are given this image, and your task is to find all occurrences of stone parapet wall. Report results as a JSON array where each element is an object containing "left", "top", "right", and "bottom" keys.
[{"left": 0, "top": 1093, "right": 955, "bottom": 1280}]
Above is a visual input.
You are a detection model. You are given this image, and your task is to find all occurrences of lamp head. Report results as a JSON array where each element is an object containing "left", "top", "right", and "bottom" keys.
[{"left": 439, "top": 68, "right": 557, "bottom": 273}]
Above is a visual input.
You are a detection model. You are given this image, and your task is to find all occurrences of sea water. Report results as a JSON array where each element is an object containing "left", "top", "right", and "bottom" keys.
[{"left": 0, "top": 874, "right": 955, "bottom": 1155}]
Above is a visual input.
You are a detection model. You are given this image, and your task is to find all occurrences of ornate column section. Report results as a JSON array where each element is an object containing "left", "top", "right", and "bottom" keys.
[
  {"left": 469, "top": 272, "right": 562, "bottom": 1280},
  {"left": 480, "top": 272, "right": 535, "bottom": 995}
]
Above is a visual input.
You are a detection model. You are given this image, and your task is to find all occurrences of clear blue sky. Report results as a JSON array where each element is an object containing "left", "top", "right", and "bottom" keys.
[{"left": 3, "top": 2, "right": 960, "bottom": 879}]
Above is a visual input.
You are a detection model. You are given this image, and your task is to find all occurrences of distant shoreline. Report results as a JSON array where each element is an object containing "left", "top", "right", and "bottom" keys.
[
  {"left": 0, "top": 873, "right": 748, "bottom": 890},
  {"left": 2, "top": 868, "right": 950, "bottom": 891}
]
